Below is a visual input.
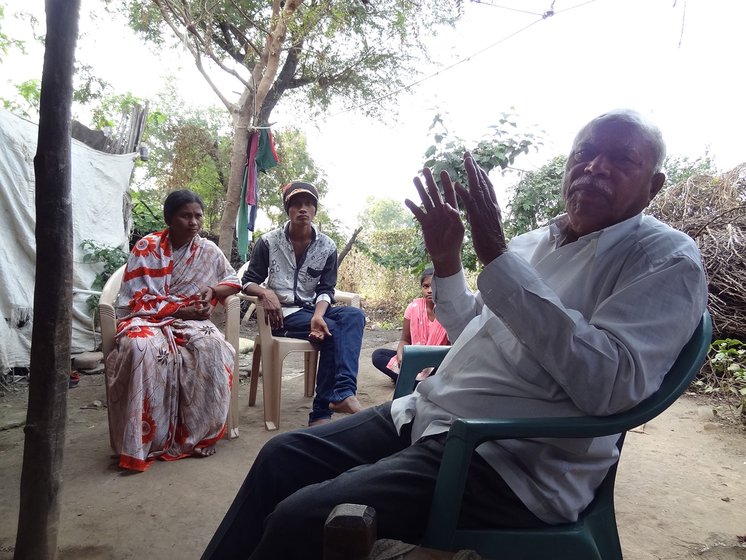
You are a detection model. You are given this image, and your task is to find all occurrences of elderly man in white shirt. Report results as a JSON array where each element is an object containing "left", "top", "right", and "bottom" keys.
[{"left": 202, "top": 109, "right": 708, "bottom": 560}]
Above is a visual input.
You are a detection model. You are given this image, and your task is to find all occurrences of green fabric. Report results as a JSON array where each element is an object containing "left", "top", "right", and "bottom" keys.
[{"left": 255, "top": 129, "right": 278, "bottom": 172}]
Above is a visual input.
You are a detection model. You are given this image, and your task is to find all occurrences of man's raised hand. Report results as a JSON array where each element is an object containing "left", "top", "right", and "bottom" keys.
[
  {"left": 454, "top": 152, "right": 508, "bottom": 266},
  {"left": 404, "top": 166, "right": 465, "bottom": 278}
]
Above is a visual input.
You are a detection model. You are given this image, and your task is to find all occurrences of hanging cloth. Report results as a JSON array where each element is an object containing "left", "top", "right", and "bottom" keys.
[
  {"left": 237, "top": 131, "right": 259, "bottom": 261},
  {"left": 256, "top": 128, "right": 279, "bottom": 172},
  {"left": 236, "top": 128, "right": 280, "bottom": 262}
]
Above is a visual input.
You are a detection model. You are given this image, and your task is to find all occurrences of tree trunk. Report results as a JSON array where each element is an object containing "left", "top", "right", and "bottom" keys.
[
  {"left": 216, "top": 1, "right": 303, "bottom": 258},
  {"left": 217, "top": 105, "right": 252, "bottom": 258},
  {"left": 14, "top": 1, "right": 80, "bottom": 558},
  {"left": 338, "top": 227, "right": 363, "bottom": 266}
]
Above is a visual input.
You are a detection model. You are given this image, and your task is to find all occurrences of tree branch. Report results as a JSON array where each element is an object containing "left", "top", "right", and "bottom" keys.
[
  {"left": 259, "top": 38, "right": 304, "bottom": 122},
  {"left": 208, "top": 139, "right": 227, "bottom": 190},
  {"left": 226, "top": 0, "right": 272, "bottom": 38},
  {"left": 210, "top": 19, "right": 263, "bottom": 66},
  {"left": 338, "top": 226, "right": 363, "bottom": 265},
  {"left": 153, "top": 0, "right": 251, "bottom": 108},
  {"left": 252, "top": 0, "right": 304, "bottom": 122}
]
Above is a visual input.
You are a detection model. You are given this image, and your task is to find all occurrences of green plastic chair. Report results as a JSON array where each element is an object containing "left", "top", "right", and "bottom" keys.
[{"left": 393, "top": 311, "right": 712, "bottom": 560}]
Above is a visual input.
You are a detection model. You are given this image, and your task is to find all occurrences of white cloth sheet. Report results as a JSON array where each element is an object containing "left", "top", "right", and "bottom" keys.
[{"left": 0, "top": 108, "right": 135, "bottom": 369}]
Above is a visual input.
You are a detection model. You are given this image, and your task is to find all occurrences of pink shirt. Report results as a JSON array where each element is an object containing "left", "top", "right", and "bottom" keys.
[{"left": 387, "top": 297, "right": 448, "bottom": 372}]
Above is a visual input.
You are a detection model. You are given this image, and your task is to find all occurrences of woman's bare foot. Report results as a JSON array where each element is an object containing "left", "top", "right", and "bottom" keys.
[
  {"left": 193, "top": 445, "right": 216, "bottom": 458},
  {"left": 328, "top": 395, "right": 362, "bottom": 415}
]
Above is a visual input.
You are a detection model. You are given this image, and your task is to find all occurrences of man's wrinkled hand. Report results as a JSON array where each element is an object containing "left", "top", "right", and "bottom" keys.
[
  {"left": 404, "top": 166, "right": 465, "bottom": 277},
  {"left": 454, "top": 152, "right": 508, "bottom": 266}
]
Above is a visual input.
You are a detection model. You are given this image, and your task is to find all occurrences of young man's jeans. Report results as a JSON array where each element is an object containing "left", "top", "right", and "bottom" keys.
[{"left": 273, "top": 305, "right": 365, "bottom": 423}]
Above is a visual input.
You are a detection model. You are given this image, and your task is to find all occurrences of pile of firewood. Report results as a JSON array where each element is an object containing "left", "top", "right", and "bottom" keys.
[{"left": 649, "top": 164, "right": 746, "bottom": 340}]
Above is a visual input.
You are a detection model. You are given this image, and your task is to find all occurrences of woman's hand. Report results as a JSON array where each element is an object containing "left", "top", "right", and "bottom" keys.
[
  {"left": 199, "top": 286, "right": 215, "bottom": 307},
  {"left": 173, "top": 302, "right": 210, "bottom": 321}
]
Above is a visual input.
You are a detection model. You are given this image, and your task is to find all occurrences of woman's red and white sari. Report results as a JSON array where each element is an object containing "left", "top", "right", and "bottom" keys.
[{"left": 105, "top": 229, "right": 240, "bottom": 472}]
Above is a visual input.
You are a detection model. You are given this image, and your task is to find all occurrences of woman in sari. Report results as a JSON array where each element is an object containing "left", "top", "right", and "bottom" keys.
[{"left": 106, "top": 189, "right": 240, "bottom": 472}]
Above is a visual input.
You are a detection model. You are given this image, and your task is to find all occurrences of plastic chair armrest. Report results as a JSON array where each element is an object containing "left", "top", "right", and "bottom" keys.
[
  {"left": 335, "top": 290, "right": 361, "bottom": 308},
  {"left": 393, "top": 345, "right": 451, "bottom": 400}
]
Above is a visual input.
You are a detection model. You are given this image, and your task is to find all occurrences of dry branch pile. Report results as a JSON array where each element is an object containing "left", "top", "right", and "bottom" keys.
[{"left": 649, "top": 164, "right": 746, "bottom": 340}]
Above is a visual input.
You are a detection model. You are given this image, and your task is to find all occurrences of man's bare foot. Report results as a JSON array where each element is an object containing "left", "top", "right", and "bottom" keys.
[
  {"left": 193, "top": 445, "right": 216, "bottom": 457},
  {"left": 329, "top": 395, "right": 362, "bottom": 415},
  {"left": 308, "top": 417, "right": 332, "bottom": 427}
]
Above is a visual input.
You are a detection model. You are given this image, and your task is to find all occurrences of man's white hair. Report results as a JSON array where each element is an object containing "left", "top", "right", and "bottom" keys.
[{"left": 588, "top": 109, "right": 667, "bottom": 172}]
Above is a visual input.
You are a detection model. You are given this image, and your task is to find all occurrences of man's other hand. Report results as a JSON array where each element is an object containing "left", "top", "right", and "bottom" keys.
[{"left": 455, "top": 152, "right": 508, "bottom": 266}]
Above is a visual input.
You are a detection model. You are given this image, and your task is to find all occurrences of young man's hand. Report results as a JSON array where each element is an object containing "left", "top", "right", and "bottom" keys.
[
  {"left": 259, "top": 289, "right": 284, "bottom": 330},
  {"left": 309, "top": 313, "right": 331, "bottom": 342}
]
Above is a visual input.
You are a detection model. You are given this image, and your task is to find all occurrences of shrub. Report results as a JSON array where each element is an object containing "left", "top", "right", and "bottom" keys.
[
  {"left": 695, "top": 338, "right": 746, "bottom": 424},
  {"left": 80, "top": 240, "right": 128, "bottom": 311}
]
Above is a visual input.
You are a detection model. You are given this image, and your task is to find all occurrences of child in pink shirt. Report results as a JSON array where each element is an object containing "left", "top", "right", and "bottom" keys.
[{"left": 371, "top": 267, "right": 449, "bottom": 382}]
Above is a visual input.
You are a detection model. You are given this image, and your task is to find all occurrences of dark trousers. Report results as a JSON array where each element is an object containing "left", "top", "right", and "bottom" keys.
[
  {"left": 372, "top": 347, "right": 398, "bottom": 381},
  {"left": 201, "top": 403, "right": 544, "bottom": 560}
]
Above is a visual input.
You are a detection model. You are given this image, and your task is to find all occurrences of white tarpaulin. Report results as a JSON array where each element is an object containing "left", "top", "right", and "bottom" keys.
[{"left": 0, "top": 108, "right": 135, "bottom": 370}]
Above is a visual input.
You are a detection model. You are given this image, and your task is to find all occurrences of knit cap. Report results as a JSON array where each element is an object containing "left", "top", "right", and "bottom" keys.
[{"left": 282, "top": 181, "right": 318, "bottom": 213}]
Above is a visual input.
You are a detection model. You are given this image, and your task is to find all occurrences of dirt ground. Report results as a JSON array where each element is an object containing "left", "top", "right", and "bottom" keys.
[{"left": 1, "top": 324, "right": 745, "bottom": 560}]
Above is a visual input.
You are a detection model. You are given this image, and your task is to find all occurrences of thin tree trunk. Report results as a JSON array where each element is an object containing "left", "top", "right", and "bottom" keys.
[
  {"left": 217, "top": 106, "right": 252, "bottom": 258},
  {"left": 215, "top": 0, "right": 303, "bottom": 258},
  {"left": 338, "top": 227, "right": 363, "bottom": 266},
  {"left": 14, "top": 1, "right": 80, "bottom": 558}
]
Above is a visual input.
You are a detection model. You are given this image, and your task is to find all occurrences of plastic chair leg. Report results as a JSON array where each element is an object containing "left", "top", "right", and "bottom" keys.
[
  {"left": 305, "top": 352, "right": 318, "bottom": 397},
  {"left": 226, "top": 352, "right": 240, "bottom": 439},
  {"left": 249, "top": 339, "right": 261, "bottom": 407},
  {"left": 262, "top": 347, "right": 282, "bottom": 431}
]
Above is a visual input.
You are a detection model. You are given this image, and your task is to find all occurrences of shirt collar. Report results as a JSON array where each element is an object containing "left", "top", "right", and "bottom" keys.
[{"left": 549, "top": 213, "right": 643, "bottom": 255}]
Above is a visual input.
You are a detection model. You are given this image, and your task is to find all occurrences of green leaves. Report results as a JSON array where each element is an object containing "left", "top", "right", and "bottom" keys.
[
  {"left": 710, "top": 338, "right": 746, "bottom": 375},
  {"left": 130, "top": 189, "right": 166, "bottom": 242},
  {"left": 503, "top": 155, "right": 566, "bottom": 239},
  {"left": 419, "top": 110, "right": 544, "bottom": 269},
  {"left": 662, "top": 154, "right": 717, "bottom": 187},
  {"left": 358, "top": 197, "right": 413, "bottom": 233},
  {"left": 422, "top": 110, "right": 541, "bottom": 192},
  {"left": 698, "top": 337, "right": 746, "bottom": 424},
  {"left": 113, "top": 0, "right": 462, "bottom": 122},
  {"left": 357, "top": 227, "right": 427, "bottom": 272},
  {"left": 80, "top": 240, "right": 129, "bottom": 311},
  {"left": 0, "top": 4, "right": 26, "bottom": 61}
]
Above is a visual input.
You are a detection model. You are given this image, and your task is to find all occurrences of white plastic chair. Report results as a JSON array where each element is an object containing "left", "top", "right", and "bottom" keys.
[
  {"left": 240, "top": 290, "right": 361, "bottom": 431},
  {"left": 99, "top": 265, "right": 241, "bottom": 447}
]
